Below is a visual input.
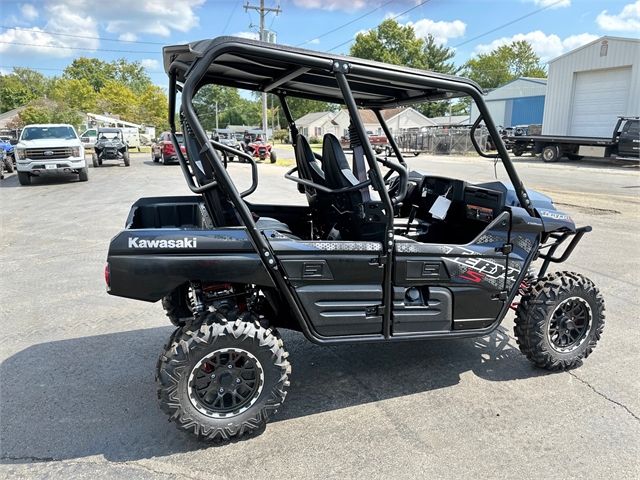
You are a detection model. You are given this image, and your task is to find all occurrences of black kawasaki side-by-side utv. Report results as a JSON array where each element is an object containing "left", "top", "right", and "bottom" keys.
[
  {"left": 93, "top": 127, "right": 130, "bottom": 167},
  {"left": 105, "top": 37, "right": 605, "bottom": 441}
]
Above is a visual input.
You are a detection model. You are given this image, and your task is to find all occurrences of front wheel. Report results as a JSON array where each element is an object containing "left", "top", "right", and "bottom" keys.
[
  {"left": 123, "top": 151, "right": 130, "bottom": 166},
  {"left": 156, "top": 311, "right": 290, "bottom": 441},
  {"left": 78, "top": 167, "right": 89, "bottom": 182},
  {"left": 515, "top": 272, "right": 605, "bottom": 370},
  {"left": 17, "top": 171, "right": 31, "bottom": 185},
  {"left": 92, "top": 153, "right": 99, "bottom": 168},
  {"left": 270, "top": 151, "right": 277, "bottom": 164},
  {"left": 385, "top": 146, "right": 392, "bottom": 157},
  {"left": 4, "top": 158, "right": 14, "bottom": 173}
]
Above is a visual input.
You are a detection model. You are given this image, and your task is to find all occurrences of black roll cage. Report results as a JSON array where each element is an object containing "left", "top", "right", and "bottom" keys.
[{"left": 164, "top": 37, "right": 538, "bottom": 345}]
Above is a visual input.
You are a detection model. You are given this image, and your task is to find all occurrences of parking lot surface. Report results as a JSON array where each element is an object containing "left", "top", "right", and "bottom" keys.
[{"left": 1, "top": 151, "right": 638, "bottom": 479}]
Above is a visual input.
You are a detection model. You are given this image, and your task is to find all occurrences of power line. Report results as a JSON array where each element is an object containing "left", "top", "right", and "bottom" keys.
[
  {"left": 296, "top": 0, "right": 395, "bottom": 47},
  {"left": 0, "top": 41, "right": 158, "bottom": 54},
  {"left": 222, "top": 1, "right": 240, "bottom": 35},
  {"left": 326, "top": 0, "right": 432, "bottom": 52},
  {"left": 452, "top": 0, "right": 567, "bottom": 48},
  {"left": 0, "top": 25, "right": 167, "bottom": 45}
]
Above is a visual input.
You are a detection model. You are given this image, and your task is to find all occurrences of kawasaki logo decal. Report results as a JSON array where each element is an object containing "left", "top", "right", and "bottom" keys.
[{"left": 128, "top": 237, "right": 197, "bottom": 248}]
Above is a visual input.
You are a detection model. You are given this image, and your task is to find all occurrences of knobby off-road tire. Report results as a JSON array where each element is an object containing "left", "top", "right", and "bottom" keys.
[
  {"left": 161, "top": 284, "right": 194, "bottom": 327},
  {"left": 123, "top": 151, "right": 131, "bottom": 166},
  {"left": 4, "top": 158, "right": 14, "bottom": 173},
  {"left": 515, "top": 272, "right": 605, "bottom": 370},
  {"left": 92, "top": 153, "right": 99, "bottom": 168},
  {"left": 270, "top": 151, "right": 277, "bottom": 164},
  {"left": 156, "top": 311, "right": 290, "bottom": 441}
]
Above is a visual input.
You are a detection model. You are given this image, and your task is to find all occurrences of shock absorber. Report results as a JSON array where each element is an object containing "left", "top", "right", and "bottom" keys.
[{"left": 189, "top": 280, "right": 205, "bottom": 315}]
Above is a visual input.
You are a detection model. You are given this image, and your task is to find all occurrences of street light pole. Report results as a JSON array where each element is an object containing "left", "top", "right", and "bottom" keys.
[{"left": 244, "top": 0, "right": 281, "bottom": 142}]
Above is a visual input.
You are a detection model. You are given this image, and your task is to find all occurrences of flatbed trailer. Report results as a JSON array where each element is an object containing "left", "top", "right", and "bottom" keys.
[{"left": 507, "top": 116, "right": 639, "bottom": 162}]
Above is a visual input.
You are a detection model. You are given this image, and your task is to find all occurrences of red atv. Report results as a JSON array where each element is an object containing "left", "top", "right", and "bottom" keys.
[{"left": 242, "top": 130, "right": 277, "bottom": 163}]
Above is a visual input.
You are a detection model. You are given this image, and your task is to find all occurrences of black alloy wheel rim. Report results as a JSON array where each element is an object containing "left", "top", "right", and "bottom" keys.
[
  {"left": 188, "top": 348, "right": 264, "bottom": 418},
  {"left": 548, "top": 297, "right": 592, "bottom": 352}
]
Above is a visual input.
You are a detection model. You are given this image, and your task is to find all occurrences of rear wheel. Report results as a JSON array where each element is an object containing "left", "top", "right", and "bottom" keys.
[
  {"left": 542, "top": 145, "right": 560, "bottom": 163},
  {"left": 161, "top": 284, "right": 194, "bottom": 327},
  {"left": 4, "top": 158, "right": 14, "bottom": 173},
  {"left": 385, "top": 146, "right": 392, "bottom": 157},
  {"left": 78, "top": 167, "right": 89, "bottom": 182},
  {"left": 515, "top": 272, "right": 605, "bottom": 370},
  {"left": 92, "top": 153, "right": 99, "bottom": 168},
  {"left": 512, "top": 147, "right": 524, "bottom": 157},
  {"left": 156, "top": 311, "right": 290, "bottom": 441},
  {"left": 123, "top": 151, "right": 130, "bottom": 166},
  {"left": 152, "top": 150, "right": 159, "bottom": 162},
  {"left": 270, "top": 151, "right": 277, "bottom": 164},
  {"left": 17, "top": 171, "right": 30, "bottom": 185}
]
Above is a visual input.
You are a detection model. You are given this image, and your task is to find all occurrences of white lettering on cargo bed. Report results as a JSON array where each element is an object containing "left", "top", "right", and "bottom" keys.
[{"left": 128, "top": 237, "right": 197, "bottom": 248}]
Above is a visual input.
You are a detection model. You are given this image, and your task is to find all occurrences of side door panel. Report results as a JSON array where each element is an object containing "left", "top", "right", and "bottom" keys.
[
  {"left": 271, "top": 239, "right": 384, "bottom": 337},
  {"left": 393, "top": 212, "right": 512, "bottom": 333}
]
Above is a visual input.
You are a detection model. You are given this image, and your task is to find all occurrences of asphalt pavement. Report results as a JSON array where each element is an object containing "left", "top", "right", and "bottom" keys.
[{"left": 0, "top": 151, "right": 638, "bottom": 479}]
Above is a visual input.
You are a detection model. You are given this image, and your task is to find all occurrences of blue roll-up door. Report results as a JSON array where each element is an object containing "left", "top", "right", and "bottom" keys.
[{"left": 511, "top": 96, "right": 545, "bottom": 125}]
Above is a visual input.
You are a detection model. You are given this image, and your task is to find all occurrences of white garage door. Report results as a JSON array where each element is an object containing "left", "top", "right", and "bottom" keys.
[{"left": 569, "top": 67, "right": 631, "bottom": 137}]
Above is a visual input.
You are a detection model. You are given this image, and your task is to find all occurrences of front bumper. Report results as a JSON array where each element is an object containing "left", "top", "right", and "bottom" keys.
[{"left": 17, "top": 157, "right": 87, "bottom": 175}]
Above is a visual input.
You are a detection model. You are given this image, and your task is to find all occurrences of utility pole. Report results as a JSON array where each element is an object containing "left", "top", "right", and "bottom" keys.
[
  {"left": 215, "top": 101, "right": 219, "bottom": 131},
  {"left": 244, "top": 0, "right": 281, "bottom": 142}
]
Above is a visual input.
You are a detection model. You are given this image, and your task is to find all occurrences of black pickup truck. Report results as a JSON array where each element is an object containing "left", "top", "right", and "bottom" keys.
[{"left": 507, "top": 116, "right": 639, "bottom": 162}]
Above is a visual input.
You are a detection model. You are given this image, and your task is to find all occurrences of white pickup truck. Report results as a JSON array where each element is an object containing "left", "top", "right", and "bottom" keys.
[{"left": 15, "top": 124, "right": 88, "bottom": 185}]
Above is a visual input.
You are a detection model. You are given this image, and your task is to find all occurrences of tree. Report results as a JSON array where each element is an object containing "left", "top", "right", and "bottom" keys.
[
  {"left": 136, "top": 85, "right": 169, "bottom": 131},
  {"left": 0, "top": 74, "right": 37, "bottom": 113},
  {"left": 350, "top": 20, "right": 459, "bottom": 117},
  {"left": 11, "top": 67, "right": 52, "bottom": 97},
  {"left": 279, "top": 97, "right": 339, "bottom": 123},
  {"left": 50, "top": 78, "right": 98, "bottom": 113},
  {"left": 112, "top": 58, "right": 152, "bottom": 95},
  {"left": 96, "top": 80, "right": 139, "bottom": 119},
  {"left": 464, "top": 40, "right": 546, "bottom": 89},
  {"left": 17, "top": 99, "right": 83, "bottom": 130},
  {"left": 64, "top": 57, "right": 116, "bottom": 92}
]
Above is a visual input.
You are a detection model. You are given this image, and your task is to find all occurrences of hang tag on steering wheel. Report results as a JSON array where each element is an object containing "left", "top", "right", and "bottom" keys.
[{"left": 429, "top": 186, "right": 452, "bottom": 220}]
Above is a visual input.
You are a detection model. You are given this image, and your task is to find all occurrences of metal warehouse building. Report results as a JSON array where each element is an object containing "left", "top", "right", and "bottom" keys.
[
  {"left": 470, "top": 77, "right": 547, "bottom": 128},
  {"left": 543, "top": 36, "right": 640, "bottom": 137}
]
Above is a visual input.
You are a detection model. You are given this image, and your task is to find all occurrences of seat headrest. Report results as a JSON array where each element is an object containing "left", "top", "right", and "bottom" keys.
[
  {"left": 322, "top": 134, "right": 359, "bottom": 188},
  {"left": 295, "top": 134, "right": 325, "bottom": 184}
]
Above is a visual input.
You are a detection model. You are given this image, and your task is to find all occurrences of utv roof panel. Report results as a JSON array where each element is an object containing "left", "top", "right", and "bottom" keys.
[{"left": 162, "top": 36, "right": 482, "bottom": 109}]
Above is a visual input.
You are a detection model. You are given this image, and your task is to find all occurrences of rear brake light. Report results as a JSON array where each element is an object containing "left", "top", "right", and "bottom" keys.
[{"left": 104, "top": 264, "right": 110, "bottom": 287}]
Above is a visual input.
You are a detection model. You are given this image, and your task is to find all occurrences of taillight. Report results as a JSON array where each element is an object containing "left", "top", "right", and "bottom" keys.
[
  {"left": 104, "top": 264, "right": 110, "bottom": 287},
  {"left": 163, "top": 141, "right": 174, "bottom": 154}
]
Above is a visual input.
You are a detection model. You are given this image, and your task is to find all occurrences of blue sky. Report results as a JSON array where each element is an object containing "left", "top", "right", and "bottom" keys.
[{"left": 1, "top": 0, "right": 639, "bottom": 87}]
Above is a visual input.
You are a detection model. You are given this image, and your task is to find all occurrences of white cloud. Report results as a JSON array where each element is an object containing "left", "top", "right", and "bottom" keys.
[
  {"left": 292, "top": 0, "right": 369, "bottom": 11},
  {"left": 474, "top": 31, "right": 599, "bottom": 61},
  {"left": 21, "top": 4, "right": 39, "bottom": 20},
  {"left": 308, "top": 38, "right": 320, "bottom": 44},
  {"left": 384, "top": 12, "right": 408, "bottom": 21},
  {"left": 596, "top": 1, "right": 640, "bottom": 31},
  {"left": 526, "top": 0, "right": 571, "bottom": 8},
  {"left": 0, "top": 4, "right": 99, "bottom": 58},
  {"left": 141, "top": 59, "right": 160, "bottom": 70},
  {"left": 97, "top": 0, "right": 205, "bottom": 37},
  {"left": 119, "top": 32, "right": 137, "bottom": 42},
  {"left": 233, "top": 31, "right": 259, "bottom": 40},
  {"left": 354, "top": 29, "right": 370, "bottom": 38},
  {"left": 406, "top": 19, "right": 466, "bottom": 45}
]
